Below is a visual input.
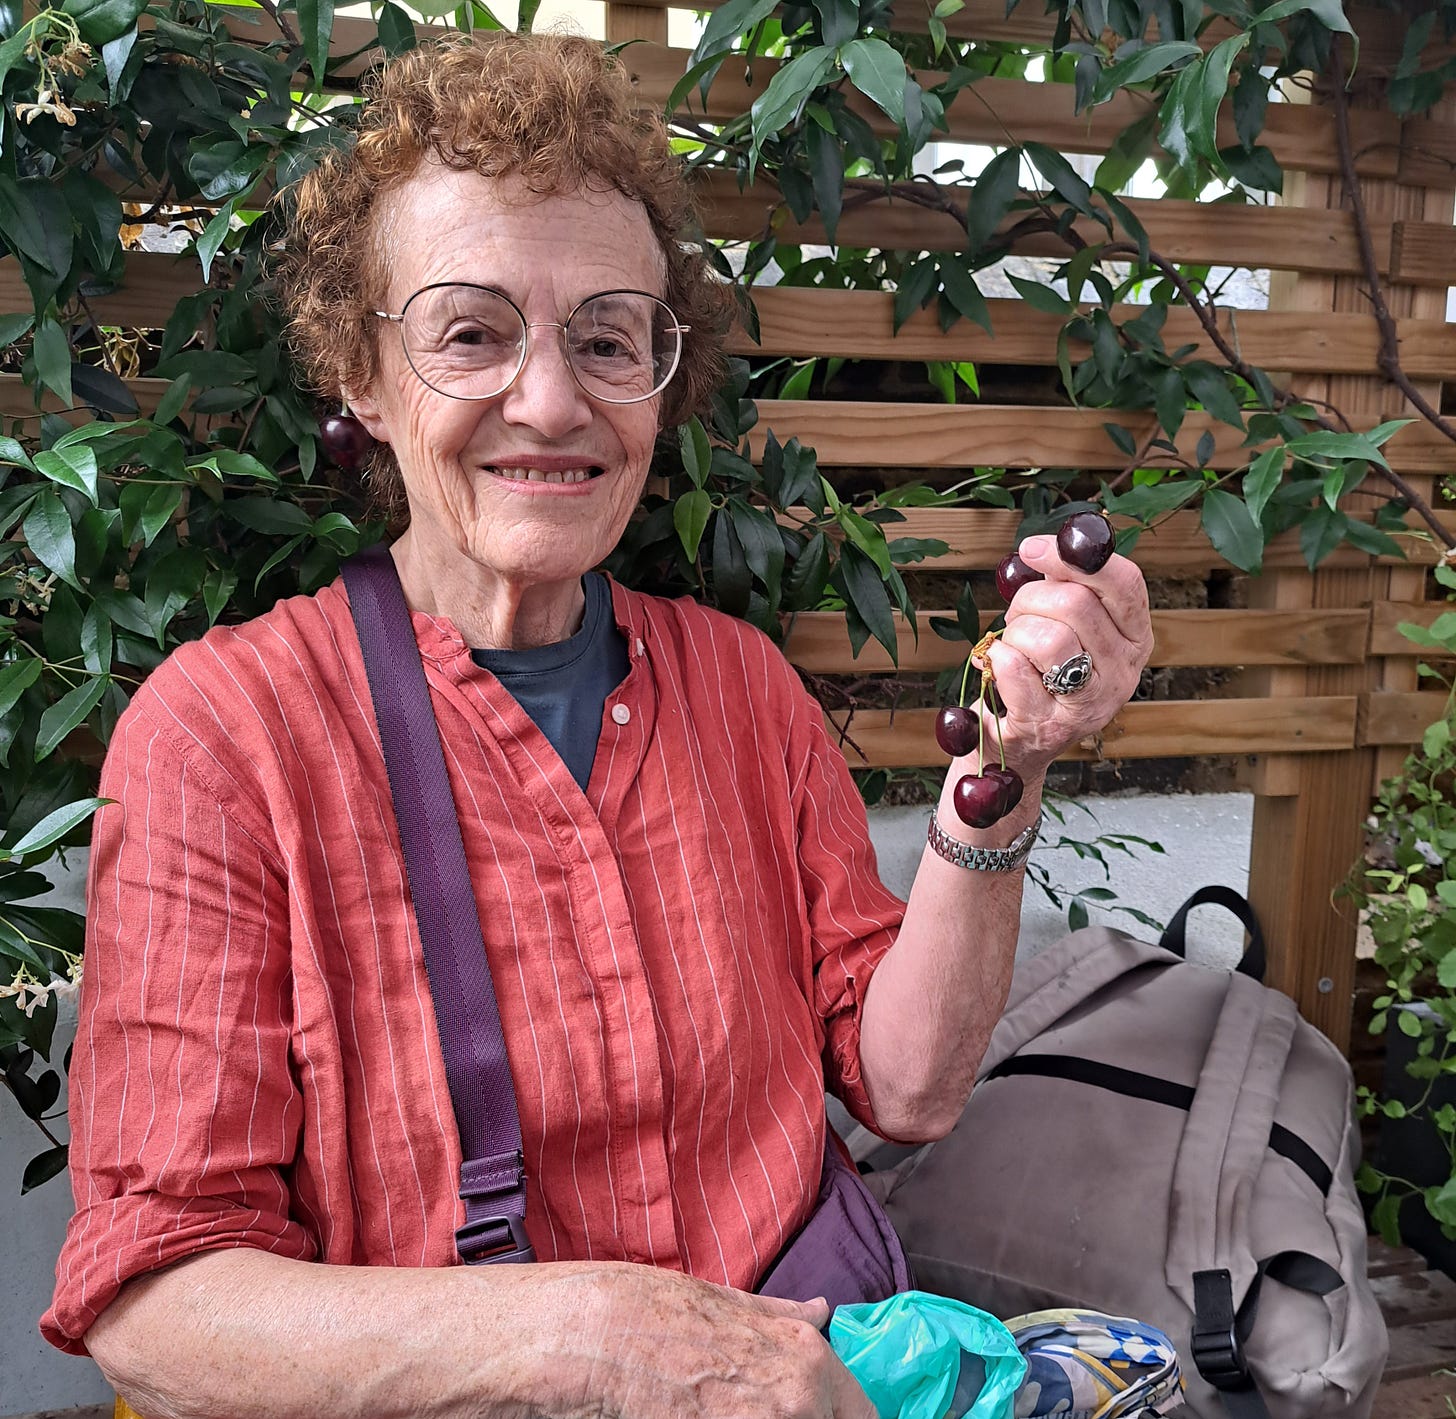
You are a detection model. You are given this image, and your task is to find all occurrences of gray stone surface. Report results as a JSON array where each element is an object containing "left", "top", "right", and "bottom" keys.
[{"left": 867, "top": 791, "right": 1255, "bottom": 969}]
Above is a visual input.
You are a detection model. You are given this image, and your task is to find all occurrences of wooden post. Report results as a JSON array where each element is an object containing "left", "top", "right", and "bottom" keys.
[
  {"left": 1247, "top": 61, "right": 1452, "bottom": 1049},
  {"left": 605, "top": 2, "right": 668, "bottom": 44}
]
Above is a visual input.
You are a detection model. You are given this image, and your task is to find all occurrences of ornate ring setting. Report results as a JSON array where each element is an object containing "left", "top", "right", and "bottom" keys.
[{"left": 1042, "top": 651, "right": 1093, "bottom": 696}]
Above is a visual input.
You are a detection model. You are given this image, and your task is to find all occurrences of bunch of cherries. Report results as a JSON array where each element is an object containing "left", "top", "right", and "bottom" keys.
[{"left": 936, "top": 511, "right": 1116, "bottom": 830}]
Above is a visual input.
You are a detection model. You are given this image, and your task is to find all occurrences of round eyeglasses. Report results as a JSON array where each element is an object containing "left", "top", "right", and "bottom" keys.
[{"left": 373, "top": 284, "right": 689, "bottom": 405}]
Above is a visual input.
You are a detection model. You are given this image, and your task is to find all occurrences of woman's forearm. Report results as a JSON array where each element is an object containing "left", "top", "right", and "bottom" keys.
[
  {"left": 87, "top": 1247, "right": 610, "bottom": 1419},
  {"left": 856, "top": 767, "right": 1045, "bottom": 1142}
]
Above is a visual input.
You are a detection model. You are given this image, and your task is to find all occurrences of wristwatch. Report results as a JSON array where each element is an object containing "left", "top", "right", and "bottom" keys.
[{"left": 927, "top": 809, "right": 1040, "bottom": 873}]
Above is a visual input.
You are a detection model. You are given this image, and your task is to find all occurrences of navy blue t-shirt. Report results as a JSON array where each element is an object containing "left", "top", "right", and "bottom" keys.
[{"left": 470, "top": 572, "right": 629, "bottom": 792}]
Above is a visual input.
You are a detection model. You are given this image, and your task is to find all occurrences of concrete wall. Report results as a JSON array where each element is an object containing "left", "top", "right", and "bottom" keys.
[{"left": 3, "top": 856, "right": 112, "bottom": 1419}]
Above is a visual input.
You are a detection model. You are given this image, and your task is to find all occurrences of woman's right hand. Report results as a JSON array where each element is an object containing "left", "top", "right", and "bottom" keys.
[{"left": 561, "top": 1264, "right": 877, "bottom": 1418}]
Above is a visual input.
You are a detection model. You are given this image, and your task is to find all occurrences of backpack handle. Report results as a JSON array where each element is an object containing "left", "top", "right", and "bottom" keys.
[{"left": 1159, "top": 886, "right": 1267, "bottom": 981}]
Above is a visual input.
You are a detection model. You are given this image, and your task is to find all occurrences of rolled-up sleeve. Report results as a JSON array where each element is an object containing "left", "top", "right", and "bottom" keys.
[
  {"left": 786, "top": 678, "right": 905, "bottom": 1131},
  {"left": 42, "top": 708, "right": 313, "bottom": 1355}
]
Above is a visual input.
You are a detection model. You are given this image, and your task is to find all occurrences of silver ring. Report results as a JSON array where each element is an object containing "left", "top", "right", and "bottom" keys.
[{"left": 1042, "top": 651, "right": 1093, "bottom": 696}]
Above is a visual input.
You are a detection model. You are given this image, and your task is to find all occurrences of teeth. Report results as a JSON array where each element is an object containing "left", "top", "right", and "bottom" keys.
[{"left": 491, "top": 467, "right": 596, "bottom": 484}]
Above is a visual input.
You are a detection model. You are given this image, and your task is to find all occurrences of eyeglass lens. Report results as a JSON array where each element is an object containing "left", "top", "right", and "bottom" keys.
[{"left": 397, "top": 286, "right": 680, "bottom": 403}]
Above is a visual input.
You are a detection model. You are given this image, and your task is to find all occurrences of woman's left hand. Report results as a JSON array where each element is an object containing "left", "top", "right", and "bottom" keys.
[{"left": 977, "top": 531, "right": 1154, "bottom": 780}]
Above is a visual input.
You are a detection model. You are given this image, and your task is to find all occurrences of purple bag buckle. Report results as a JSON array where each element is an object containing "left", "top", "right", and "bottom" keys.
[{"left": 456, "top": 1149, "right": 537, "bottom": 1266}]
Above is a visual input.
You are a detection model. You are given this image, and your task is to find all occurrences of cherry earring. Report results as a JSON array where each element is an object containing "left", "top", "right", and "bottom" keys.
[{"left": 318, "top": 406, "right": 375, "bottom": 471}]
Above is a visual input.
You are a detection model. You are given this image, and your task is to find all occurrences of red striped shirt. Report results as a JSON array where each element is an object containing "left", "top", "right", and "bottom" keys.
[{"left": 44, "top": 577, "right": 903, "bottom": 1353}]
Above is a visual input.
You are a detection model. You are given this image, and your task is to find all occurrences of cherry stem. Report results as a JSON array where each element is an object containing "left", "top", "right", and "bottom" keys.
[{"left": 958, "top": 654, "right": 974, "bottom": 708}]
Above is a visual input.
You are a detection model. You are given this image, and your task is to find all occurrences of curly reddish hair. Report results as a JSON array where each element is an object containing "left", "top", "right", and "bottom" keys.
[{"left": 277, "top": 30, "right": 732, "bottom": 507}]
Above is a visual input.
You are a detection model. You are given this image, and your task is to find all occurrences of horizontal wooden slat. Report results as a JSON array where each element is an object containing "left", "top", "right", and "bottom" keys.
[
  {"left": 697, "top": 174, "right": 1456, "bottom": 284},
  {"left": 751, "top": 400, "right": 1456, "bottom": 473},
  {"left": 734, "top": 288, "right": 1456, "bottom": 379},
  {"left": 39, "top": 255, "right": 1456, "bottom": 380},
  {"left": 613, "top": 0, "right": 1440, "bottom": 75},
  {"left": 859, "top": 508, "right": 1453, "bottom": 572},
  {"left": 829, "top": 695, "right": 1358, "bottom": 765},
  {"left": 1360, "top": 691, "right": 1452, "bottom": 746},
  {"left": 1388, "top": 219, "right": 1456, "bottom": 285},
  {"left": 622, "top": 45, "right": 1400, "bottom": 180},
  {"left": 785, "top": 607, "right": 1370, "bottom": 673},
  {"left": 1371, "top": 600, "right": 1455, "bottom": 656}
]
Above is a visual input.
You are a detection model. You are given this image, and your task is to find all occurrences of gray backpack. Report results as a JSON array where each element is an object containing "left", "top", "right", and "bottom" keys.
[{"left": 878, "top": 888, "right": 1387, "bottom": 1419}]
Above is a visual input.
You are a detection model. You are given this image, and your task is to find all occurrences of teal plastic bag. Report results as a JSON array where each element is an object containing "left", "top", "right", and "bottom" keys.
[{"left": 829, "top": 1291, "right": 1027, "bottom": 1419}]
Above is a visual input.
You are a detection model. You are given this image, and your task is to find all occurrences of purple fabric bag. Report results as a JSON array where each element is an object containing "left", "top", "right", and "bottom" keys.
[
  {"left": 758, "top": 1138, "right": 912, "bottom": 1309},
  {"left": 344, "top": 545, "right": 910, "bottom": 1305}
]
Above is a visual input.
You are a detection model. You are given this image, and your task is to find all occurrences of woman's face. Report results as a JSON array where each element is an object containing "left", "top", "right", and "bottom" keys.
[{"left": 349, "top": 165, "right": 667, "bottom": 592}]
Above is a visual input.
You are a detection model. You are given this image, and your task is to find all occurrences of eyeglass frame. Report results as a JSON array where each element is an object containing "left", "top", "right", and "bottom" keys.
[{"left": 372, "top": 283, "right": 691, "bottom": 405}]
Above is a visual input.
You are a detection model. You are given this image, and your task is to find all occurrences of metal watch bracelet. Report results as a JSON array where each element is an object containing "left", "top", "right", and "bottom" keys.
[{"left": 926, "top": 809, "right": 1040, "bottom": 873}]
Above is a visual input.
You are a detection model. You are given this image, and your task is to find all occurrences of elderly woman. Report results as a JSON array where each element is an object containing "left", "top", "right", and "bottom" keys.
[{"left": 44, "top": 30, "right": 1153, "bottom": 1419}]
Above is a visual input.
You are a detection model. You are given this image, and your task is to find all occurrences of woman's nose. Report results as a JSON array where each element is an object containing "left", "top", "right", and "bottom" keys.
[{"left": 498, "top": 324, "right": 592, "bottom": 436}]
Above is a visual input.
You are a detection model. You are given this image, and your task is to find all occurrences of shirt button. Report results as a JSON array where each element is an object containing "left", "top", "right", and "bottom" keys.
[
  {"left": 635, "top": 638, "right": 645, "bottom": 655},
  {"left": 611, "top": 704, "right": 631, "bottom": 726}
]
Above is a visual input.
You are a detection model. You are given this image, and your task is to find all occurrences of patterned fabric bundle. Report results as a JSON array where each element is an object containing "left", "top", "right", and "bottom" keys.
[{"left": 1007, "top": 1309, "right": 1184, "bottom": 1419}]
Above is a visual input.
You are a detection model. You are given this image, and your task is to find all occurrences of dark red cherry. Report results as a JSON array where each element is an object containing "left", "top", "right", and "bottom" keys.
[
  {"left": 978, "top": 682, "right": 1006, "bottom": 718},
  {"left": 935, "top": 705, "right": 979, "bottom": 758},
  {"left": 1056, "top": 511, "right": 1115, "bottom": 573},
  {"left": 953, "top": 773, "right": 1008, "bottom": 829},
  {"left": 319, "top": 413, "right": 374, "bottom": 471},
  {"left": 983, "top": 765, "right": 1024, "bottom": 816},
  {"left": 995, "top": 553, "right": 1045, "bottom": 603}
]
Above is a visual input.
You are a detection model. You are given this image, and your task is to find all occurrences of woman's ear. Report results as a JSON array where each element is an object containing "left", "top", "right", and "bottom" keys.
[{"left": 343, "top": 390, "right": 390, "bottom": 444}]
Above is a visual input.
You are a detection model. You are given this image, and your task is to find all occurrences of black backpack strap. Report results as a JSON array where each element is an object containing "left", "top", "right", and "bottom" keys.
[
  {"left": 1192, "top": 1254, "right": 1342, "bottom": 1419},
  {"left": 1160, "top": 886, "right": 1267, "bottom": 981}
]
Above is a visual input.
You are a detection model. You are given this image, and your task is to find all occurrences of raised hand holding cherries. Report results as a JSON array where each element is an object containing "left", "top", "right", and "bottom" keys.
[{"left": 945, "top": 510, "right": 1114, "bottom": 830}]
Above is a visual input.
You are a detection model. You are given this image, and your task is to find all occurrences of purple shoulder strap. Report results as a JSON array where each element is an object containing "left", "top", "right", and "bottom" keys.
[{"left": 342, "top": 545, "right": 534, "bottom": 1265}]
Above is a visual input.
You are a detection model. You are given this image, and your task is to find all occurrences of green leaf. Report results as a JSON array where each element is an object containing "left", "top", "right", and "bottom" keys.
[
  {"left": 153, "top": 374, "right": 191, "bottom": 427},
  {"left": 783, "top": 532, "right": 830, "bottom": 611},
  {"left": 751, "top": 45, "right": 836, "bottom": 154},
  {"left": 690, "top": 0, "right": 780, "bottom": 70},
  {"left": 1089, "top": 41, "right": 1200, "bottom": 107},
  {"left": 964, "top": 147, "right": 1020, "bottom": 257},
  {"left": 1250, "top": 0, "right": 1358, "bottom": 46},
  {"left": 679, "top": 417, "right": 711, "bottom": 489},
  {"left": 61, "top": 0, "right": 146, "bottom": 45},
  {"left": 1285, "top": 429, "right": 1392, "bottom": 469},
  {"left": 939, "top": 261, "right": 991, "bottom": 333},
  {"left": 812, "top": 0, "right": 858, "bottom": 48},
  {"left": 22, "top": 492, "right": 79, "bottom": 590},
  {"left": 839, "top": 508, "right": 893, "bottom": 576},
  {"left": 0, "top": 179, "right": 72, "bottom": 279},
  {"left": 730, "top": 501, "right": 786, "bottom": 612},
  {"left": 1024, "top": 141, "right": 1094, "bottom": 214},
  {"left": 0, "top": 312, "right": 33, "bottom": 346},
  {"left": 378, "top": 1, "right": 416, "bottom": 53},
  {"left": 837, "top": 545, "right": 897, "bottom": 661},
  {"left": 1007, "top": 275, "right": 1072, "bottom": 316},
  {"left": 32, "top": 319, "right": 73, "bottom": 408},
  {"left": 673, "top": 489, "right": 712, "bottom": 560},
  {"left": 34, "top": 444, "right": 98, "bottom": 504},
  {"left": 0, "top": 657, "right": 42, "bottom": 719},
  {"left": 35, "top": 678, "right": 107, "bottom": 760},
  {"left": 20, "top": 1144, "right": 68, "bottom": 1194},
  {"left": 1437, "top": 950, "right": 1456, "bottom": 991},
  {"left": 81, "top": 602, "right": 112, "bottom": 675},
  {"left": 1201, "top": 487, "right": 1264, "bottom": 573},
  {"left": 1299, "top": 504, "right": 1346, "bottom": 570},
  {"left": 297, "top": 0, "right": 335, "bottom": 87},
  {"left": 3, "top": 797, "right": 108, "bottom": 857},
  {"left": 1182, "top": 361, "right": 1244, "bottom": 429},
  {"left": 1152, "top": 367, "right": 1186, "bottom": 440},
  {"left": 840, "top": 38, "right": 906, "bottom": 126},
  {"left": 195, "top": 197, "right": 238, "bottom": 284},
  {"left": 225, "top": 497, "right": 313, "bottom": 535},
  {"left": 805, "top": 120, "right": 842, "bottom": 244},
  {"left": 1244, "top": 445, "right": 1284, "bottom": 524}
]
